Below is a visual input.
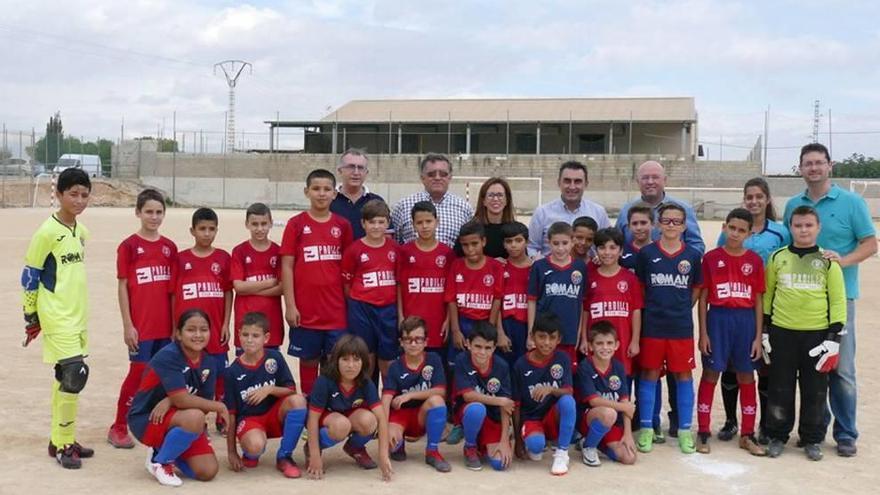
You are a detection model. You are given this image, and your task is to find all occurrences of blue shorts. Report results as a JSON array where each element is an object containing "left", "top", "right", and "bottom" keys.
[
  {"left": 347, "top": 299, "right": 399, "bottom": 361},
  {"left": 702, "top": 307, "right": 759, "bottom": 374},
  {"left": 128, "top": 338, "right": 171, "bottom": 363},
  {"left": 447, "top": 316, "right": 482, "bottom": 367},
  {"left": 288, "top": 327, "right": 345, "bottom": 361},
  {"left": 500, "top": 317, "right": 528, "bottom": 366},
  {"left": 235, "top": 345, "right": 280, "bottom": 357}
]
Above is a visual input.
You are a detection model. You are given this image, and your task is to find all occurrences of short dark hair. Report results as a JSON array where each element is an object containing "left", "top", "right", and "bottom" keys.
[
  {"left": 57, "top": 168, "right": 91, "bottom": 193},
  {"left": 531, "top": 312, "right": 561, "bottom": 337},
  {"left": 558, "top": 161, "right": 588, "bottom": 180},
  {"left": 658, "top": 202, "right": 686, "bottom": 220},
  {"left": 136, "top": 188, "right": 165, "bottom": 211},
  {"left": 547, "top": 221, "right": 572, "bottom": 240},
  {"left": 573, "top": 216, "right": 598, "bottom": 232},
  {"left": 419, "top": 153, "right": 453, "bottom": 175},
  {"left": 799, "top": 143, "right": 831, "bottom": 165},
  {"left": 399, "top": 316, "right": 426, "bottom": 337},
  {"left": 361, "top": 198, "right": 391, "bottom": 222},
  {"left": 322, "top": 334, "right": 372, "bottom": 387},
  {"left": 627, "top": 202, "right": 654, "bottom": 223},
  {"left": 468, "top": 320, "right": 498, "bottom": 344},
  {"left": 501, "top": 221, "right": 529, "bottom": 241},
  {"left": 588, "top": 320, "right": 617, "bottom": 343},
  {"left": 176, "top": 308, "right": 210, "bottom": 333},
  {"left": 594, "top": 227, "right": 624, "bottom": 248},
  {"left": 790, "top": 205, "right": 820, "bottom": 224},
  {"left": 411, "top": 200, "right": 437, "bottom": 220},
  {"left": 240, "top": 311, "right": 269, "bottom": 333},
  {"left": 725, "top": 207, "right": 753, "bottom": 228},
  {"left": 459, "top": 219, "right": 486, "bottom": 239},
  {"left": 246, "top": 202, "right": 272, "bottom": 221},
  {"left": 192, "top": 207, "right": 218, "bottom": 228},
  {"left": 306, "top": 168, "right": 336, "bottom": 187}
]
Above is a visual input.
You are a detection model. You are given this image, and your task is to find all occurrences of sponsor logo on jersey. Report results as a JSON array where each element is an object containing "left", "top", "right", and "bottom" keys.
[
  {"left": 650, "top": 273, "right": 691, "bottom": 289},
  {"left": 265, "top": 358, "right": 278, "bottom": 374},
  {"left": 677, "top": 260, "right": 691, "bottom": 275},
  {"left": 135, "top": 265, "right": 172, "bottom": 284},
  {"left": 362, "top": 270, "right": 396, "bottom": 288},
  {"left": 502, "top": 293, "right": 528, "bottom": 311},
  {"left": 239, "top": 378, "right": 277, "bottom": 401},
  {"left": 550, "top": 363, "right": 564, "bottom": 380},
  {"left": 571, "top": 270, "right": 583, "bottom": 285},
  {"left": 407, "top": 277, "right": 444, "bottom": 294},
  {"left": 811, "top": 259, "right": 825, "bottom": 270},
  {"left": 211, "top": 262, "right": 222, "bottom": 275},
  {"left": 60, "top": 251, "right": 84, "bottom": 264},
  {"left": 330, "top": 226, "right": 342, "bottom": 238},
  {"left": 589, "top": 300, "right": 630, "bottom": 318},
  {"left": 617, "top": 280, "right": 629, "bottom": 293},
  {"left": 181, "top": 281, "right": 224, "bottom": 300},
  {"left": 486, "top": 377, "right": 501, "bottom": 394},
  {"left": 421, "top": 365, "right": 434, "bottom": 381},
  {"left": 543, "top": 282, "right": 579, "bottom": 297},
  {"left": 608, "top": 375, "right": 621, "bottom": 391},
  {"left": 482, "top": 274, "right": 495, "bottom": 287},
  {"left": 303, "top": 245, "right": 343, "bottom": 262}
]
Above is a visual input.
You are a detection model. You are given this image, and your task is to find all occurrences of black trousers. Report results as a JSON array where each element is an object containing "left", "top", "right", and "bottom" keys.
[
  {"left": 765, "top": 326, "right": 828, "bottom": 445},
  {"left": 720, "top": 368, "right": 769, "bottom": 431}
]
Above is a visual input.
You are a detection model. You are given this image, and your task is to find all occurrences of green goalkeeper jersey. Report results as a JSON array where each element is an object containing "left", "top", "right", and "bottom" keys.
[{"left": 763, "top": 245, "right": 846, "bottom": 331}]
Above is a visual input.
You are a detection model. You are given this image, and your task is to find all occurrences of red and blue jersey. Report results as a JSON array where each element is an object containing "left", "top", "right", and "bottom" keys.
[
  {"left": 619, "top": 242, "right": 642, "bottom": 272},
  {"left": 230, "top": 240, "right": 283, "bottom": 348},
  {"left": 528, "top": 257, "right": 587, "bottom": 345},
  {"left": 223, "top": 349, "right": 296, "bottom": 423},
  {"left": 308, "top": 375, "right": 381, "bottom": 415},
  {"left": 501, "top": 262, "right": 530, "bottom": 323},
  {"left": 397, "top": 241, "right": 453, "bottom": 348},
  {"left": 635, "top": 242, "right": 702, "bottom": 340},
  {"left": 701, "top": 247, "right": 765, "bottom": 309},
  {"left": 127, "top": 342, "right": 217, "bottom": 439},
  {"left": 454, "top": 352, "right": 511, "bottom": 423},
  {"left": 512, "top": 350, "right": 573, "bottom": 421},
  {"left": 445, "top": 257, "right": 504, "bottom": 321},
  {"left": 117, "top": 234, "right": 177, "bottom": 341},
  {"left": 173, "top": 248, "right": 231, "bottom": 354},
  {"left": 382, "top": 352, "right": 446, "bottom": 409},
  {"left": 575, "top": 357, "right": 630, "bottom": 408},
  {"left": 584, "top": 267, "right": 643, "bottom": 375},
  {"left": 341, "top": 238, "right": 398, "bottom": 306}
]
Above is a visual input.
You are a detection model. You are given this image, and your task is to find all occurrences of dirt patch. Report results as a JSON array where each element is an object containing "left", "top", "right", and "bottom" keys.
[{"left": 0, "top": 177, "right": 148, "bottom": 207}]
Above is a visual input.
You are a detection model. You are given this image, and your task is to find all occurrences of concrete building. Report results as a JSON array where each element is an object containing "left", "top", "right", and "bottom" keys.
[{"left": 266, "top": 97, "right": 698, "bottom": 157}]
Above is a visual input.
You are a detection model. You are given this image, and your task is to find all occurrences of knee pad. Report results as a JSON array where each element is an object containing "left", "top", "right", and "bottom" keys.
[{"left": 55, "top": 356, "right": 89, "bottom": 393}]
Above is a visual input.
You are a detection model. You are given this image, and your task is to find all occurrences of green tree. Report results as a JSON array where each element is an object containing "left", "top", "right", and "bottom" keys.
[
  {"left": 833, "top": 153, "right": 880, "bottom": 178},
  {"left": 29, "top": 112, "right": 65, "bottom": 165}
]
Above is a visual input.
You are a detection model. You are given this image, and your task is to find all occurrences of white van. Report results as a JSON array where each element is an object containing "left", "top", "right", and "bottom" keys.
[{"left": 57, "top": 154, "right": 103, "bottom": 177}]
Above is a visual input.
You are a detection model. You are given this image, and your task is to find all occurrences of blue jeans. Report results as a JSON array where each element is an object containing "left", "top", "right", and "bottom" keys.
[{"left": 826, "top": 299, "right": 858, "bottom": 443}]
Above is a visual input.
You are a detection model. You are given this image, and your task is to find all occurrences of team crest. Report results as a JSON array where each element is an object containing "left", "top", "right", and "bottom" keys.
[
  {"left": 269, "top": 256, "right": 278, "bottom": 268},
  {"left": 201, "top": 369, "right": 211, "bottom": 383},
  {"left": 264, "top": 358, "right": 278, "bottom": 374},
  {"left": 741, "top": 263, "right": 753, "bottom": 275},
  {"left": 812, "top": 259, "right": 825, "bottom": 270},
  {"left": 483, "top": 274, "right": 495, "bottom": 287},
  {"left": 609, "top": 375, "right": 621, "bottom": 391},
  {"left": 387, "top": 251, "right": 396, "bottom": 262},
  {"left": 352, "top": 398, "right": 364, "bottom": 408},
  {"left": 677, "top": 260, "right": 691, "bottom": 275},
  {"left": 162, "top": 246, "right": 172, "bottom": 257},
  {"left": 617, "top": 280, "right": 629, "bottom": 293},
  {"left": 211, "top": 262, "right": 222, "bottom": 275},
  {"left": 571, "top": 270, "right": 583, "bottom": 285},
  {"left": 436, "top": 255, "right": 447, "bottom": 268},
  {"left": 486, "top": 377, "right": 501, "bottom": 394},
  {"left": 360, "top": 253, "right": 370, "bottom": 263},
  {"left": 330, "top": 226, "right": 342, "bottom": 238},
  {"left": 421, "top": 365, "right": 434, "bottom": 381},
  {"left": 550, "top": 364, "right": 564, "bottom": 380}
]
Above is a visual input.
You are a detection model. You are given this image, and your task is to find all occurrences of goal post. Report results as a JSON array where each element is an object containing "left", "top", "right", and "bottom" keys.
[{"left": 451, "top": 176, "right": 543, "bottom": 214}]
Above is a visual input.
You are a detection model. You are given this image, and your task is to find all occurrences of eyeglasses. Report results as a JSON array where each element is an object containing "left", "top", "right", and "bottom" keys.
[
  {"left": 800, "top": 160, "right": 829, "bottom": 168},
  {"left": 400, "top": 336, "right": 427, "bottom": 345},
  {"left": 340, "top": 164, "right": 368, "bottom": 172},
  {"left": 425, "top": 170, "right": 450, "bottom": 178},
  {"left": 658, "top": 218, "right": 685, "bottom": 226},
  {"left": 486, "top": 192, "right": 506, "bottom": 199}
]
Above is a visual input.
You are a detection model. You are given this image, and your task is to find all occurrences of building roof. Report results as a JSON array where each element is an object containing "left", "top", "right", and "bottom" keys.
[{"left": 315, "top": 97, "right": 696, "bottom": 124}]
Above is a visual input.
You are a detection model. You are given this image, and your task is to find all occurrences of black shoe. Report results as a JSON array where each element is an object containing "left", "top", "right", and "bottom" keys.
[
  {"left": 757, "top": 431, "right": 770, "bottom": 446},
  {"left": 804, "top": 443, "right": 823, "bottom": 461},
  {"left": 836, "top": 440, "right": 857, "bottom": 457},
  {"left": 390, "top": 442, "right": 407, "bottom": 462},
  {"left": 767, "top": 439, "right": 785, "bottom": 458},
  {"left": 49, "top": 441, "right": 94, "bottom": 459},
  {"left": 668, "top": 424, "right": 679, "bottom": 438},
  {"left": 56, "top": 445, "right": 82, "bottom": 469},
  {"left": 717, "top": 420, "right": 738, "bottom": 441}
]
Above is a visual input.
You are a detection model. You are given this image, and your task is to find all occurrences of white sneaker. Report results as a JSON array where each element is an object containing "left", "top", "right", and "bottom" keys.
[
  {"left": 527, "top": 450, "right": 543, "bottom": 461},
  {"left": 550, "top": 448, "right": 569, "bottom": 475},
  {"left": 149, "top": 461, "right": 183, "bottom": 487},
  {"left": 581, "top": 446, "right": 601, "bottom": 467},
  {"left": 145, "top": 448, "right": 155, "bottom": 474}
]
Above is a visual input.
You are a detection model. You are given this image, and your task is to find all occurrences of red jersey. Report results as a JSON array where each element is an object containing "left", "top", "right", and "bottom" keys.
[
  {"left": 342, "top": 238, "right": 398, "bottom": 306},
  {"left": 584, "top": 266, "right": 643, "bottom": 375},
  {"left": 173, "top": 248, "right": 231, "bottom": 354},
  {"left": 701, "top": 247, "right": 765, "bottom": 308},
  {"left": 445, "top": 257, "right": 503, "bottom": 321},
  {"left": 397, "top": 241, "right": 454, "bottom": 348},
  {"left": 279, "top": 211, "right": 353, "bottom": 330},
  {"left": 501, "top": 262, "right": 530, "bottom": 323},
  {"left": 230, "top": 240, "right": 283, "bottom": 348},
  {"left": 116, "top": 234, "right": 177, "bottom": 341}
]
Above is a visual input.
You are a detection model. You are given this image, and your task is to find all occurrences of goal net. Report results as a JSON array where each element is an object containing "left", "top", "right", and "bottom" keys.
[
  {"left": 850, "top": 180, "right": 880, "bottom": 219},
  {"left": 452, "top": 176, "right": 543, "bottom": 214}
]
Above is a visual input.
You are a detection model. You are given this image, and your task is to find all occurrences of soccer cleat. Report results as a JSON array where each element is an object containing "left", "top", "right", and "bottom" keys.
[
  {"left": 55, "top": 444, "right": 82, "bottom": 469},
  {"left": 678, "top": 430, "right": 696, "bottom": 454},
  {"left": 242, "top": 456, "right": 259, "bottom": 468},
  {"left": 636, "top": 429, "right": 654, "bottom": 453},
  {"left": 390, "top": 442, "right": 407, "bottom": 462},
  {"left": 463, "top": 445, "right": 482, "bottom": 471},
  {"left": 425, "top": 450, "right": 452, "bottom": 473},
  {"left": 107, "top": 425, "right": 136, "bottom": 449},
  {"left": 343, "top": 440, "right": 377, "bottom": 470},
  {"left": 581, "top": 446, "right": 601, "bottom": 467},
  {"left": 697, "top": 432, "right": 711, "bottom": 454},
  {"left": 836, "top": 440, "right": 858, "bottom": 458},
  {"left": 652, "top": 426, "right": 666, "bottom": 444},
  {"left": 804, "top": 443, "right": 823, "bottom": 461},
  {"left": 739, "top": 435, "right": 767, "bottom": 456},
  {"left": 446, "top": 425, "right": 464, "bottom": 445},
  {"left": 276, "top": 457, "right": 302, "bottom": 478},
  {"left": 767, "top": 439, "right": 785, "bottom": 458},
  {"left": 148, "top": 461, "right": 183, "bottom": 487},
  {"left": 49, "top": 440, "right": 95, "bottom": 458},
  {"left": 717, "top": 420, "right": 738, "bottom": 441},
  {"left": 550, "top": 448, "right": 569, "bottom": 476}
]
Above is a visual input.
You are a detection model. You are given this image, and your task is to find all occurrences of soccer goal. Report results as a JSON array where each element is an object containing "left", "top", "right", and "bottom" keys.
[
  {"left": 850, "top": 180, "right": 880, "bottom": 218},
  {"left": 452, "top": 176, "right": 543, "bottom": 214},
  {"left": 31, "top": 173, "right": 55, "bottom": 208},
  {"left": 665, "top": 186, "right": 743, "bottom": 220}
]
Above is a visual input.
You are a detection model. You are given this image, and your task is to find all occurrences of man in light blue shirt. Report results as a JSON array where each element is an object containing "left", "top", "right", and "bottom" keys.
[
  {"left": 527, "top": 161, "right": 610, "bottom": 256},
  {"left": 783, "top": 143, "right": 877, "bottom": 458},
  {"left": 615, "top": 161, "right": 705, "bottom": 254}
]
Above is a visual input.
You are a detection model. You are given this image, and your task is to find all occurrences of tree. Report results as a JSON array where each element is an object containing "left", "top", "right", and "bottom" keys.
[
  {"left": 30, "top": 112, "right": 64, "bottom": 165},
  {"left": 833, "top": 153, "right": 880, "bottom": 178}
]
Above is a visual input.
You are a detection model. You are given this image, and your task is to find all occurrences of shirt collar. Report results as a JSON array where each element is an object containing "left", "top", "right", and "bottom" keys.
[
  {"left": 336, "top": 184, "right": 370, "bottom": 195},
  {"left": 423, "top": 190, "right": 449, "bottom": 204},
  {"left": 799, "top": 183, "right": 840, "bottom": 201},
  {"left": 556, "top": 197, "right": 584, "bottom": 213}
]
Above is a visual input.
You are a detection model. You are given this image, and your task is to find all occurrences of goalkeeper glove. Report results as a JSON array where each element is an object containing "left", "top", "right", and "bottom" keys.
[
  {"left": 808, "top": 324, "right": 844, "bottom": 373},
  {"left": 23, "top": 313, "right": 41, "bottom": 347}
]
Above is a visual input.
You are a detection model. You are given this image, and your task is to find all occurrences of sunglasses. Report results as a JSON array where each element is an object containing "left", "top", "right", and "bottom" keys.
[{"left": 425, "top": 170, "right": 450, "bottom": 178}]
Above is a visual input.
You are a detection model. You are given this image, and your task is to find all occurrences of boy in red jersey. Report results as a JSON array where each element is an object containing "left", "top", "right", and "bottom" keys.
[
  {"left": 499, "top": 221, "right": 531, "bottom": 365},
  {"left": 231, "top": 203, "right": 283, "bottom": 351},
  {"left": 109, "top": 189, "right": 178, "bottom": 449},
  {"left": 173, "top": 207, "right": 232, "bottom": 434},
  {"left": 342, "top": 199, "right": 399, "bottom": 377},
  {"left": 696, "top": 208, "right": 766, "bottom": 456},
  {"left": 280, "top": 169, "right": 353, "bottom": 395}
]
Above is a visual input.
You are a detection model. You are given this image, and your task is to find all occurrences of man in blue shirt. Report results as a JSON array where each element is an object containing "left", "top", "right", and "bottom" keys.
[
  {"left": 783, "top": 143, "right": 877, "bottom": 458},
  {"left": 616, "top": 161, "right": 705, "bottom": 254},
  {"left": 330, "top": 148, "right": 388, "bottom": 240}
]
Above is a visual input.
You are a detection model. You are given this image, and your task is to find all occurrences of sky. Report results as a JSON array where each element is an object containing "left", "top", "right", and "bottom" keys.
[{"left": 1, "top": 0, "right": 878, "bottom": 173}]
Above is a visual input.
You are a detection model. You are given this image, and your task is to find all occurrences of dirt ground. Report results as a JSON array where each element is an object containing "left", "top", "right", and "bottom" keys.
[{"left": 0, "top": 207, "right": 876, "bottom": 495}]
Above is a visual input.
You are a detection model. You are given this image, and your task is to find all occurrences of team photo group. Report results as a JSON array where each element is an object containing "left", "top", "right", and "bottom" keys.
[{"left": 21, "top": 142, "right": 876, "bottom": 487}]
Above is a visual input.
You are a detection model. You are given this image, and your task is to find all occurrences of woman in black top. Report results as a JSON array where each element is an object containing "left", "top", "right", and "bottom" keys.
[{"left": 455, "top": 177, "right": 516, "bottom": 259}]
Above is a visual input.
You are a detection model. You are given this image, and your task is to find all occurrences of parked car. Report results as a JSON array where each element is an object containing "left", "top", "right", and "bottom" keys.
[
  {"left": 56, "top": 153, "right": 103, "bottom": 177},
  {"left": 0, "top": 158, "right": 34, "bottom": 176}
]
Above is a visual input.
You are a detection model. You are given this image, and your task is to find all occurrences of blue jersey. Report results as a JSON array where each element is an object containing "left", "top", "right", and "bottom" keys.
[
  {"left": 454, "top": 352, "right": 511, "bottom": 423},
  {"left": 383, "top": 352, "right": 446, "bottom": 409},
  {"left": 308, "top": 375, "right": 381, "bottom": 415},
  {"left": 128, "top": 342, "right": 216, "bottom": 439},
  {"left": 575, "top": 357, "right": 630, "bottom": 407},
  {"left": 512, "top": 350, "right": 573, "bottom": 421},
  {"left": 224, "top": 349, "right": 296, "bottom": 423},
  {"left": 635, "top": 242, "right": 702, "bottom": 339},
  {"left": 619, "top": 242, "right": 642, "bottom": 272},
  {"left": 527, "top": 257, "right": 587, "bottom": 345},
  {"left": 717, "top": 219, "right": 789, "bottom": 263}
]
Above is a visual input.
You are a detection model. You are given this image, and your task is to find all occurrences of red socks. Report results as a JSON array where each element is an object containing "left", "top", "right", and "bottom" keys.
[
  {"left": 697, "top": 379, "right": 716, "bottom": 434},
  {"left": 114, "top": 362, "right": 146, "bottom": 427},
  {"left": 739, "top": 382, "right": 758, "bottom": 436},
  {"left": 300, "top": 361, "right": 319, "bottom": 395}
]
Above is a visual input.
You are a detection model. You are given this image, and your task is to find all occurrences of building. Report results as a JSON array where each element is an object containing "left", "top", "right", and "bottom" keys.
[{"left": 265, "top": 97, "right": 698, "bottom": 157}]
